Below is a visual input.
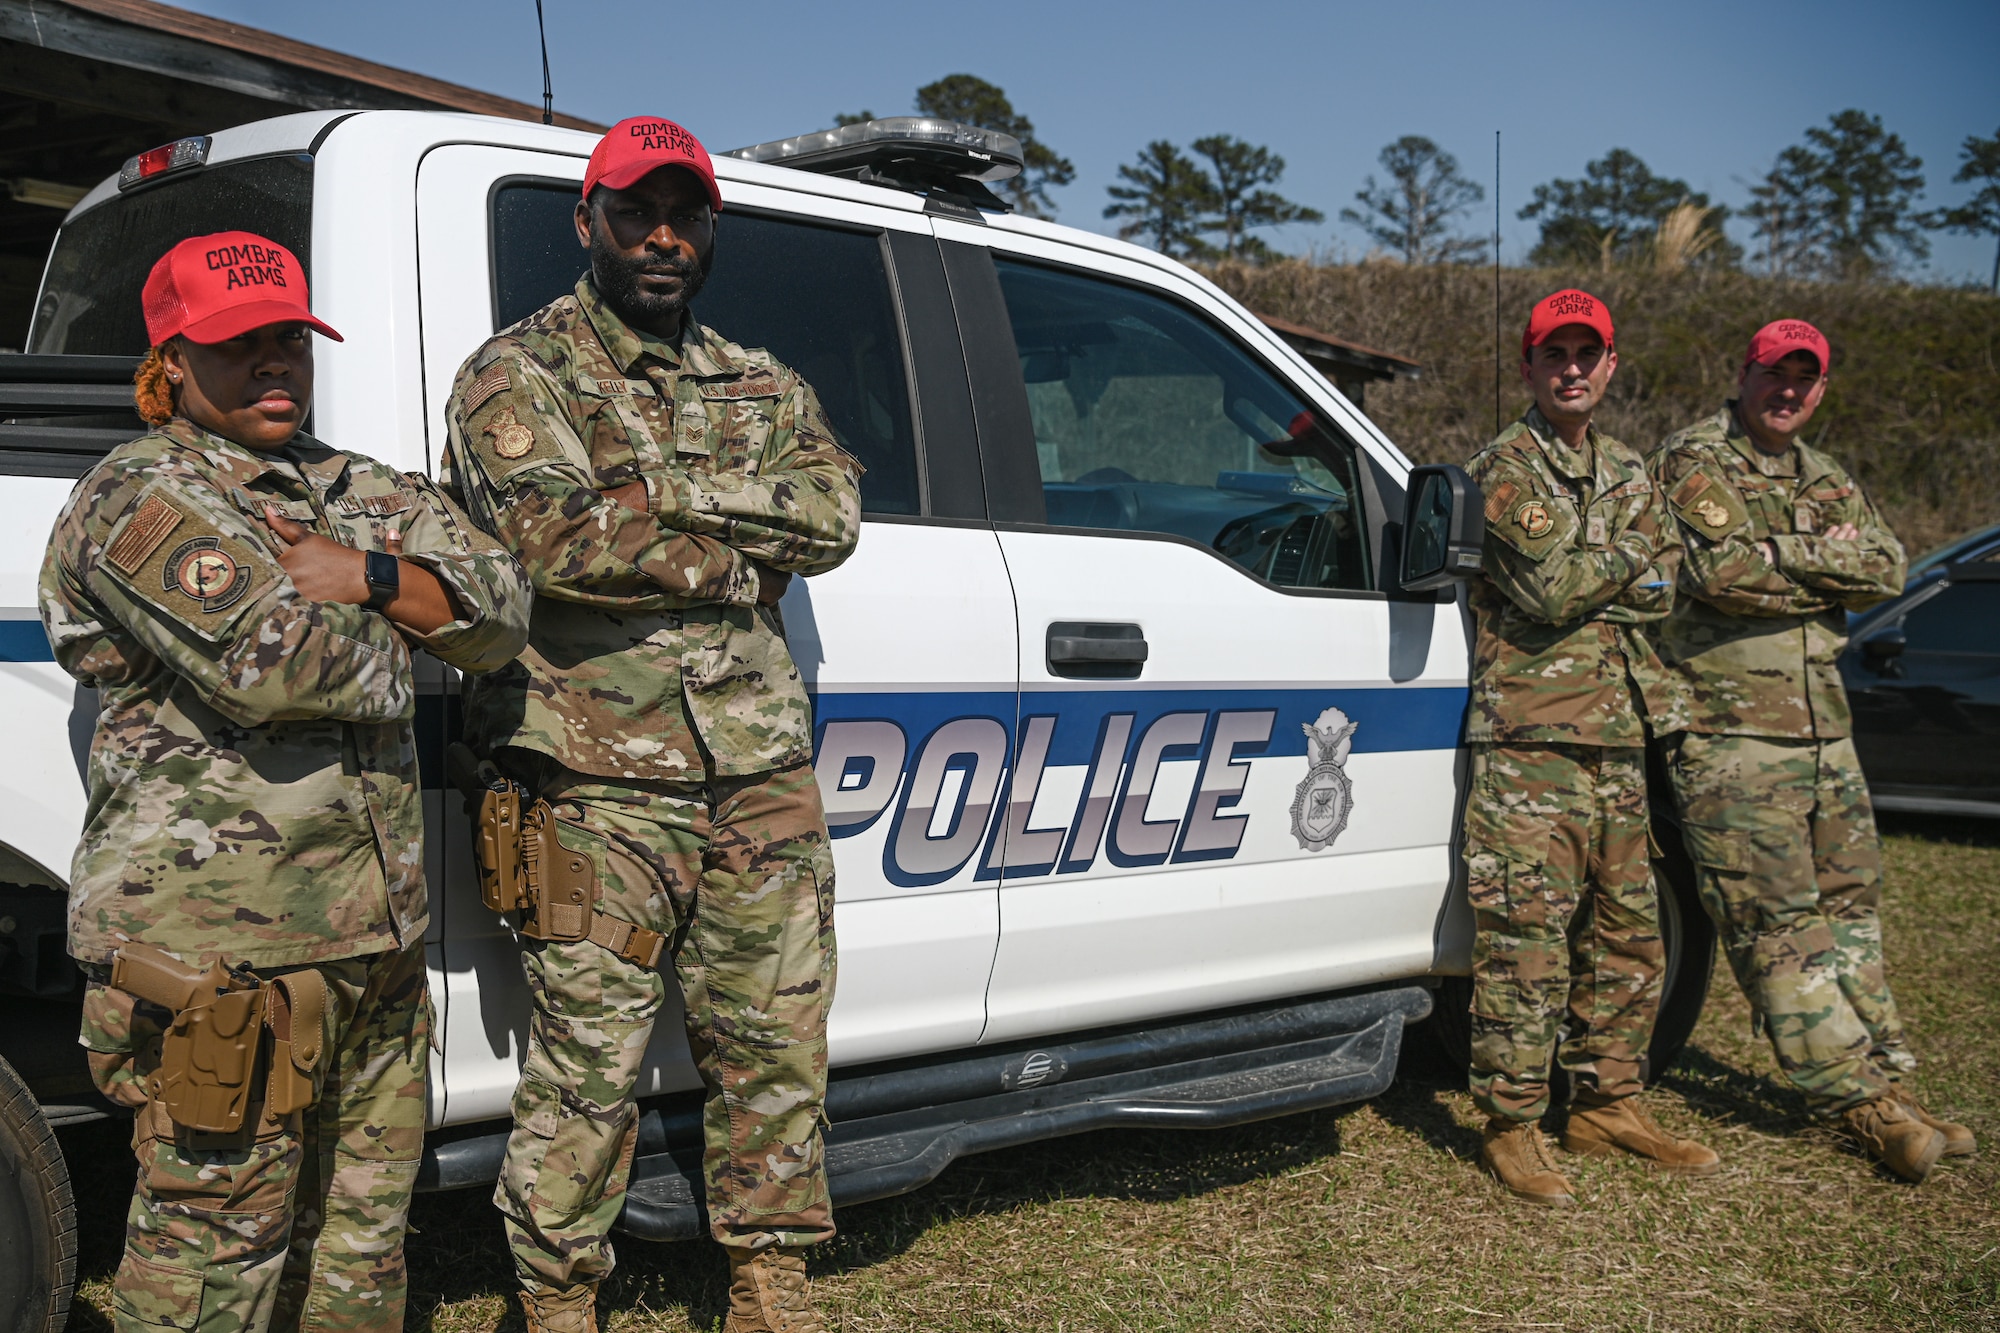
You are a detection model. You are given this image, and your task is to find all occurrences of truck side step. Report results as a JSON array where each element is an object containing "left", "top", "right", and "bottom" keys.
[{"left": 616, "top": 983, "right": 1432, "bottom": 1241}]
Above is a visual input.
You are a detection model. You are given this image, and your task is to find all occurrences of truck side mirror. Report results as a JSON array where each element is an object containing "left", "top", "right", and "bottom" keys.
[
  {"left": 1861, "top": 627, "right": 1906, "bottom": 676},
  {"left": 1399, "top": 464, "right": 1484, "bottom": 593}
]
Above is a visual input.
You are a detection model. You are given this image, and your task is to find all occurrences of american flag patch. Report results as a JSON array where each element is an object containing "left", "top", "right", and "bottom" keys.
[
  {"left": 1483, "top": 480, "right": 1518, "bottom": 523},
  {"left": 463, "top": 363, "right": 511, "bottom": 416},
  {"left": 104, "top": 495, "right": 185, "bottom": 575}
]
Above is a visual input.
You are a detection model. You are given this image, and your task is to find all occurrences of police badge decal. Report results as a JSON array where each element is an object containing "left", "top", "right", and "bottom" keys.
[{"left": 1291, "top": 706, "right": 1358, "bottom": 852}]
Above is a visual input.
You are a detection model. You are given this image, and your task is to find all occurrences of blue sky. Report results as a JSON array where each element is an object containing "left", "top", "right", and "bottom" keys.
[{"left": 180, "top": 0, "right": 2000, "bottom": 283}]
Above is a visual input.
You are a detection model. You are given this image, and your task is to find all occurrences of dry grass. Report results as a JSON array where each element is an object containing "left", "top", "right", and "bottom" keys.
[{"left": 59, "top": 813, "right": 2000, "bottom": 1331}]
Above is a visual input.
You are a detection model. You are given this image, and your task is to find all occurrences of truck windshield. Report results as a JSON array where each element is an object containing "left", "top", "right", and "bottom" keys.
[{"left": 28, "top": 154, "right": 314, "bottom": 355}]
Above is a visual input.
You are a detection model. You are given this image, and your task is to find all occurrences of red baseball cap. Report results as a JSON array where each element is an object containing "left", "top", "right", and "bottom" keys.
[
  {"left": 141, "top": 231, "right": 341, "bottom": 347},
  {"left": 1522, "top": 288, "right": 1614, "bottom": 359},
  {"left": 583, "top": 115, "right": 722, "bottom": 212},
  {"left": 1744, "top": 319, "right": 1831, "bottom": 374}
]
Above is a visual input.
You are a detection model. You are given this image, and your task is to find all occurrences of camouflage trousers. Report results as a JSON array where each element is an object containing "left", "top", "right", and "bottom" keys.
[
  {"left": 1464, "top": 743, "right": 1664, "bottom": 1123},
  {"left": 494, "top": 758, "right": 837, "bottom": 1296},
  {"left": 81, "top": 941, "right": 429, "bottom": 1333},
  {"left": 1664, "top": 732, "right": 1912, "bottom": 1114}
]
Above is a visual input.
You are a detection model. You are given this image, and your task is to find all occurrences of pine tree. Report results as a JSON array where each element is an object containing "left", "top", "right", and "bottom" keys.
[
  {"left": 1751, "top": 110, "right": 1927, "bottom": 280},
  {"left": 1188, "top": 135, "right": 1323, "bottom": 262},
  {"left": 1104, "top": 142, "right": 1217, "bottom": 259},
  {"left": 1921, "top": 128, "right": 2000, "bottom": 292},
  {"left": 1519, "top": 148, "right": 1733, "bottom": 268},
  {"left": 1339, "top": 136, "right": 1486, "bottom": 265}
]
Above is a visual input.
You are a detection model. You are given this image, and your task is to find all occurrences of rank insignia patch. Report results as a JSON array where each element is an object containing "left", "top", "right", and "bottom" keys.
[
  {"left": 487, "top": 406, "right": 537, "bottom": 459},
  {"left": 1514, "top": 500, "right": 1553, "bottom": 538},
  {"left": 164, "top": 537, "right": 251, "bottom": 612}
]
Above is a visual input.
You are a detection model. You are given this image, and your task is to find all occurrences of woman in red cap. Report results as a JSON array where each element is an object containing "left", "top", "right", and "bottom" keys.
[{"left": 39, "top": 230, "right": 531, "bottom": 1332}]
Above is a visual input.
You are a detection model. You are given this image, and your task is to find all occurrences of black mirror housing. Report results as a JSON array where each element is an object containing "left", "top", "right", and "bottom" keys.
[
  {"left": 1399, "top": 463, "right": 1484, "bottom": 592},
  {"left": 1861, "top": 628, "right": 1907, "bottom": 662}
]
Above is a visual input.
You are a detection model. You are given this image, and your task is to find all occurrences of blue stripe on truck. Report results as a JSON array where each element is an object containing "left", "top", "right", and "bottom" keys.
[{"left": 0, "top": 619, "right": 53, "bottom": 662}]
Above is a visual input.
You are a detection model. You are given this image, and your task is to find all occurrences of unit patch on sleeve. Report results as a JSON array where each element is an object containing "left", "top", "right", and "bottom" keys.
[
  {"left": 97, "top": 492, "right": 278, "bottom": 643},
  {"left": 1514, "top": 500, "right": 1553, "bottom": 538},
  {"left": 165, "top": 537, "right": 252, "bottom": 613},
  {"left": 487, "top": 406, "right": 538, "bottom": 460}
]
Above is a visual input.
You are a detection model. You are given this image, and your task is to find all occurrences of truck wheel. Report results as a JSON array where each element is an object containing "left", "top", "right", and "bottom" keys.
[
  {"left": 1421, "top": 830, "right": 1717, "bottom": 1090},
  {"left": 0, "top": 1054, "right": 76, "bottom": 1333}
]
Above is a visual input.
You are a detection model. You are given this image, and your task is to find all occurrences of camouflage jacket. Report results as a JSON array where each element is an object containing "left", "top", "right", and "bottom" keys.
[
  {"left": 1464, "top": 407, "right": 1683, "bottom": 746},
  {"left": 40, "top": 420, "right": 531, "bottom": 968},
  {"left": 1648, "top": 405, "right": 1904, "bottom": 738},
  {"left": 439, "top": 276, "right": 862, "bottom": 782}
]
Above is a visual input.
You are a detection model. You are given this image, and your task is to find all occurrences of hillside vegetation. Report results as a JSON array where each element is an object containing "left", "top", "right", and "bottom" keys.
[{"left": 1209, "top": 261, "right": 2000, "bottom": 551}]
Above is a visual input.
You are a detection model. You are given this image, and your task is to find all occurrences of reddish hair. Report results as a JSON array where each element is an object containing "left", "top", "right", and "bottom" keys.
[{"left": 133, "top": 344, "right": 175, "bottom": 426}]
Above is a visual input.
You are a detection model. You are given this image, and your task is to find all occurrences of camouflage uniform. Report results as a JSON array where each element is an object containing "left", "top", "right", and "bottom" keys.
[
  {"left": 439, "top": 276, "right": 861, "bottom": 1287},
  {"left": 40, "top": 419, "right": 531, "bottom": 1331},
  {"left": 1650, "top": 405, "right": 1911, "bottom": 1114},
  {"left": 1462, "top": 406, "right": 1683, "bottom": 1123}
]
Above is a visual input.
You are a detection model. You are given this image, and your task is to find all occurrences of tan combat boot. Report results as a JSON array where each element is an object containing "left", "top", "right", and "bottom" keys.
[
  {"left": 1894, "top": 1085, "right": 1976, "bottom": 1158},
  {"left": 723, "top": 1246, "right": 825, "bottom": 1333},
  {"left": 1562, "top": 1092, "right": 1722, "bottom": 1177},
  {"left": 1843, "top": 1094, "right": 1947, "bottom": 1183},
  {"left": 1480, "top": 1118, "right": 1574, "bottom": 1207},
  {"left": 518, "top": 1281, "right": 599, "bottom": 1333}
]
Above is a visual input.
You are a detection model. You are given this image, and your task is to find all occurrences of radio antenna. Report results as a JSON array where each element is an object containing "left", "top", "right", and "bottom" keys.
[
  {"left": 535, "top": 0, "right": 554, "bottom": 125},
  {"left": 1493, "top": 130, "right": 1502, "bottom": 433}
]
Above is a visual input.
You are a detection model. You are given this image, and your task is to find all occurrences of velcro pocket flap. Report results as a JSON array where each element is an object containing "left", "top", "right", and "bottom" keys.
[
  {"left": 1678, "top": 820, "right": 1752, "bottom": 873},
  {"left": 99, "top": 485, "right": 279, "bottom": 645}
]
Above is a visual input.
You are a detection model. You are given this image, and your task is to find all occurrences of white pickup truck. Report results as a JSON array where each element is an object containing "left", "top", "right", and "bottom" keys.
[{"left": 0, "top": 109, "right": 1715, "bottom": 1329}]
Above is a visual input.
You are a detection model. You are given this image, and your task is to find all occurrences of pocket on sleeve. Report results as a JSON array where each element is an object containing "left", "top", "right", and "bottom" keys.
[{"left": 97, "top": 485, "right": 280, "bottom": 645}]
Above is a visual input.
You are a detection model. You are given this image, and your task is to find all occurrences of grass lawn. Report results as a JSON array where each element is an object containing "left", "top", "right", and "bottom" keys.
[{"left": 60, "top": 813, "right": 2000, "bottom": 1331}]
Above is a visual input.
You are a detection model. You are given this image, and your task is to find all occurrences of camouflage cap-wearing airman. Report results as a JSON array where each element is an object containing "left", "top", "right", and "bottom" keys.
[
  {"left": 439, "top": 275, "right": 863, "bottom": 782},
  {"left": 1463, "top": 406, "right": 1685, "bottom": 745},
  {"left": 40, "top": 419, "right": 532, "bottom": 969},
  {"left": 1648, "top": 405, "right": 1905, "bottom": 737}
]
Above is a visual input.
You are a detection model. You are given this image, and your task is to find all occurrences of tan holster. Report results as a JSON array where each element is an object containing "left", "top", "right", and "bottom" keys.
[
  {"left": 454, "top": 742, "right": 665, "bottom": 968},
  {"left": 109, "top": 942, "right": 328, "bottom": 1134}
]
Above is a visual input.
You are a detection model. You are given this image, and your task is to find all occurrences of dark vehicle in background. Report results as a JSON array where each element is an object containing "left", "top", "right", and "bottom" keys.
[{"left": 1842, "top": 525, "right": 2000, "bottom": 818}]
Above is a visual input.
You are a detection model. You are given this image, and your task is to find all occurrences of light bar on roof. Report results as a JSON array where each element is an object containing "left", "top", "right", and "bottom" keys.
[{"left": 727, "top": 118, "right": 1024, "bottom": 184}]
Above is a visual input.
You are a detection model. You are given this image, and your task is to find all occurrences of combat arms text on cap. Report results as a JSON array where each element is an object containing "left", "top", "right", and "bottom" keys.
[
  {"left": 1522, "top": 288, "right": 1615, "bottom": 360},
  {"left": 583, "top": 116, "right": 723, "bottom": 213},
  {"left": 1744, "top": 319, "right": 1831, "bottom": 374},
  {"left": 141, "top": 231, "right": 342, "bottom": 347}
]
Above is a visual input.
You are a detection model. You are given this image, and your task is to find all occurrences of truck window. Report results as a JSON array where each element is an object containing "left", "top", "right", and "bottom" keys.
[
  {"left": 994, "top": 258, "right": 1371, "bottom": 593},
  {"left": 29, "top": 155, "right": 315, "bottom": 356},
  {"left": 492, "top": 184, "right": 920, "bottom": 516}
]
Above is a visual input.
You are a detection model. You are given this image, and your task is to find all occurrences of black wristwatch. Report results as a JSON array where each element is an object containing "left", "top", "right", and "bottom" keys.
[{"left": 362, "top": 550, "right": 400, "bottom": 611}]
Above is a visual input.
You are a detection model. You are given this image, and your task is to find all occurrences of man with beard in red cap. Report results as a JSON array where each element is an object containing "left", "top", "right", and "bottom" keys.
[{"left": 441, "top": 116, "right": 862, "bottom": 1332}]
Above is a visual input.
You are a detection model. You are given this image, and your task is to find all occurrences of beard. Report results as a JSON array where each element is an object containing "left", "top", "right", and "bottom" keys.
[{"left": 590, "top": 227, "right": 712, "bottom": 330}]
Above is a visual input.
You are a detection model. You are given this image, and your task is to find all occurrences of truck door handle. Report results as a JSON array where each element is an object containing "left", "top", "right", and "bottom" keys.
[{"left": 1046, "top": 622, "right": 1148, "bottom": 679}]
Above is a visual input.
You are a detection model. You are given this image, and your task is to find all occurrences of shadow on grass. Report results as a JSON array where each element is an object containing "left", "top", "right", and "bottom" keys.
[
  {"left": 397, "top": 1036, "right": 1515, "bottom": 1330},
  {"left": 397, "top": 1095, "right": 1370, "bottom": 1330},
  {"left": 1656, "top": 1042, "right": 1816, "bottom": 1137}
]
